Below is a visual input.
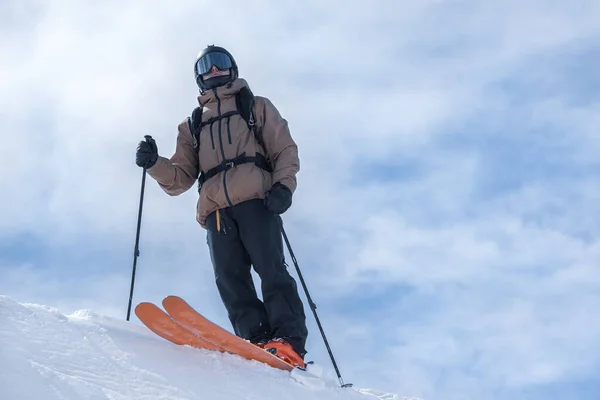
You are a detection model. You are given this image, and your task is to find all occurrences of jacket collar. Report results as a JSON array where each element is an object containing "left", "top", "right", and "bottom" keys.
[{"left": 198, "top": 78, "right": 249, "bottom": 105}]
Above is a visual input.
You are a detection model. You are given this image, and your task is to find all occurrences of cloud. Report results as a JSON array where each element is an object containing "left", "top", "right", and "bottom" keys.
[{"left": 1, "top": 1, "right": 600, "bottom": 399}]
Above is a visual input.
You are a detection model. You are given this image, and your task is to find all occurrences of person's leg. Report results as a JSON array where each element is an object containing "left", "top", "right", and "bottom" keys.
[
  {"left": 231, "top": 199, "right": 308, "bottom": 357},
  {"left": 205, "top": 209, "right": 272, "bottom": 343}
]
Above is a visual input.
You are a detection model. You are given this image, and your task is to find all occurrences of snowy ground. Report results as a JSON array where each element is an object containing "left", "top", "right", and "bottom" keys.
[{"left": 0, "top": 295, "right": 414, "bottom": 400}]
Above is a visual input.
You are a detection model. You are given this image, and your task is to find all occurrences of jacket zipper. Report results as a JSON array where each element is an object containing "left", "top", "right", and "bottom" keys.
[
  {"left": 226, "top": 117, "right": 232, "bottom": 144},
  {"left": 209, "top": 124, "right": 215, "bottom": 149},
  {"left": 214, "top": 88, "right": 234, "bottom": 208}
]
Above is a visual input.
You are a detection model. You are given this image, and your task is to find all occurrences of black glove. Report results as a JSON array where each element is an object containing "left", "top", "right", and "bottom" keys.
[
  {"left": 264, "top": 182, "right": 292, "bottom": 215},
  {"left": 136, "top": 137, "right": 158, "bottom": 169}
]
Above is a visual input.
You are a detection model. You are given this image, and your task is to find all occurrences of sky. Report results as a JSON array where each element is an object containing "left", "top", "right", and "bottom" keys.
[{"left": 1, "top": 0, "right": 600, "bottom": 399}]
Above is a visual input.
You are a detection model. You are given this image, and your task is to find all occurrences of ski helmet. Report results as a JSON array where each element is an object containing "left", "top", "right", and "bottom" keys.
[{"left": 194, "top": 45, "right": 238, "bottom": 91}]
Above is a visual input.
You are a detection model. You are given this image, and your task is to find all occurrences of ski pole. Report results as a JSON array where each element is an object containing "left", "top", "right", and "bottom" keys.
[
  {"left": 278, "top": 217, "right": 352, "bottom": 388},
  {"left": 127, "top": 135, "right": 152, "bottom": 321}
]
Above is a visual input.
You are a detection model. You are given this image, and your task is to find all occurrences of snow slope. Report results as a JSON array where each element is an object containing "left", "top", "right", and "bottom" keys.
[{"left": 0, "top": 295, "right": 412, "bottom": 400}]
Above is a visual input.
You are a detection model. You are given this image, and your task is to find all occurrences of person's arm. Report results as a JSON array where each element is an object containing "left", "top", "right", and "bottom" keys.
[
  {"left": 147, "top": 121, "right": 199, "bottom": 196},
  {"left": 258, "top": 97, "right": 299, "bottom": 193}
]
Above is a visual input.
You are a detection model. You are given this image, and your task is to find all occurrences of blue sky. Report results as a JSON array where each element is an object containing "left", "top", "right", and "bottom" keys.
[{"left": 1, "top": 1, "right": 600, "bottom": 399}]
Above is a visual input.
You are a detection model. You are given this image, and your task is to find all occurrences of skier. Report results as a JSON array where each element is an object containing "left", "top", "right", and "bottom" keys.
[{"left": 135, "top": 45, "right": 308, "bottom": 368}]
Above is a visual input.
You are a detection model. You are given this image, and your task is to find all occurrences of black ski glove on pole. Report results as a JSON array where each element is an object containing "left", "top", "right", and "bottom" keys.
[
  {"left": 136, "top": 137, "right": 158, "bottom": 169},
  {"left": 264, "top": 182, "right": 292, "bottom": 215}
]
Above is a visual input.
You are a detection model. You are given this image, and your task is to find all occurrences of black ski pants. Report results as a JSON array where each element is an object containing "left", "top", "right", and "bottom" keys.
[{"left": 205, "top": 199, "right": 308, "bottom": 357}]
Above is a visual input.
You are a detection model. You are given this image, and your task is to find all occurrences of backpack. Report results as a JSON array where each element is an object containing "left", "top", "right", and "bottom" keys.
[{"left": 187, "top": 86, "right": 272, "bottom": 190}]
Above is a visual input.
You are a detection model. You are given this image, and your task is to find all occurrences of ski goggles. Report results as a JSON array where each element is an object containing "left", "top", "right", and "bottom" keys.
[{"left": 196, "top": 52, "right": 233, "bottom": 75}]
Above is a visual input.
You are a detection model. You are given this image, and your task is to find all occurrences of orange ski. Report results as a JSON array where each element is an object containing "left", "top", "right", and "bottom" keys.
[
  {"left": 162, "top": 295, "right": 295, "bottom": 371},
  {"left": 134, "top": 302, "right": 222, "bottom": 351}
]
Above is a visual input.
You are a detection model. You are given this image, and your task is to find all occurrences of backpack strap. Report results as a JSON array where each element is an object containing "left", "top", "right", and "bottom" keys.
[
  {"left": 189, "top": 87, "right": 267, "bottom": 156},
  {"left": 197, "top": 151, "right": 272, "bottom": 187},
  {"left": 188, "top": 106, "right": 204, "bottom": 151},
  {"left": 189, "top": 86, "right": 273, "bottom": 191},
  {"left": 236, "top": 87, "right": 269, "bottom": 163}
]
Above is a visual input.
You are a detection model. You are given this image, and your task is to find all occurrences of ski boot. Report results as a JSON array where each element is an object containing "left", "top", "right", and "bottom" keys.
[{"left": 262, "top": 338, "right": 305, "bottom": 369}]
